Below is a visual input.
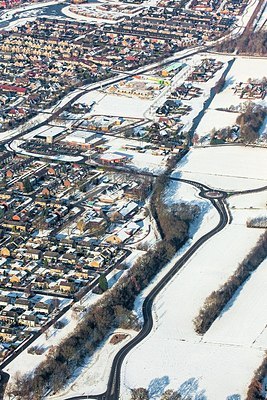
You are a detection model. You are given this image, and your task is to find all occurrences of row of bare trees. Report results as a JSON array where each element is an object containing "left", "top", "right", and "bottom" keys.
[
  {"left": 246, "top": 353, "right": 267, "bottom": 400},
  {"left": 216, "top": 31, "right": 267, "bottom": 56},
  {"left": 194, "top": 230, "right": 267, "bottom": 334},
  {"left": 247, "top": 216, "right": 267, "bottom": 228},
  {"left": 131, "top": 388, "right": 184, "bottom": 399}
]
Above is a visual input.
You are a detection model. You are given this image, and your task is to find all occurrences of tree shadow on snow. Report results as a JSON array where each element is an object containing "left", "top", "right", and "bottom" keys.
[
  {"left": 226, "top": 395, "right": 241, "bottom": 400},
  {"left": 177, "top": 377, "right": 207, "bottom": 400},
  {"left": 148, "top": 376, "right": 170, "bottom": 398}
]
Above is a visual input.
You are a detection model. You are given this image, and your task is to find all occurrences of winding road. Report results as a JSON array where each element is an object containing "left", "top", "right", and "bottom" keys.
[
  {"left": 0, "top": 0, "right": 265, "bottom": 397},
  {"left": 61, "top": 179, "right": 230, "bottom": 400},
  {"left": 61, "top": 175, "right": 267, "bottom": 400}
]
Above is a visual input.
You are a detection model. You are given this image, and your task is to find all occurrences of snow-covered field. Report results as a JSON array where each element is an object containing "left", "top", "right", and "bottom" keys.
[
  {"left": 179, "top": 54, "right": 232, "bottom": 132},
  {"left": 102, "top": 136, "right": 168, "bottom": 173},
  {"left": 195, "top": 56, "right": 267, "bottom": 137},
  {"left": 93, "top": 93, "right": 153, "bottom": 119},
  {"left": 173, "top": 146, "right": 267, "bottom": 191},
  {"left": 211, "top": 57, "right": 267, "bottom": 109},
  {"left": 196, "top": 109, "right": 238, "bottom": 138},
  {"left": 120, "top": 189, "right": 266, "bottom": 399},
  {"left": 228, "top": 190, "right": 267, "bottom": 209},
  {"left": 122, "top": 340, "right": 263, "bottom": 400},
  {"left": 204, "top": 258, "right": 267, "bottom": 348},
  {"left": 76, "top": 90, "right": 153, "bottom": 119}
]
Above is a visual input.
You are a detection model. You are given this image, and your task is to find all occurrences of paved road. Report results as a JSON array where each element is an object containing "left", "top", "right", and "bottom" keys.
[
  {"left": 3, "top": 46, "right": 206, "bottom": 155},
  {"left": 62, "top": 179, "right": 229, "bottom": 400},
  {"left": 104, "top": 194, "right": 229, "bottom": 400},
  {"left": 62, "top": 174, "right": 267, "bottom": 400},
  {"left": 1, "top": 5, "right": 265, "bottom": 396}
]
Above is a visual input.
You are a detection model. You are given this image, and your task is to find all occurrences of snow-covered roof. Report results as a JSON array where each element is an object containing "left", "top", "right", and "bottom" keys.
[{"left": 119, "top": 201, "right": 138, "bottom": 217}]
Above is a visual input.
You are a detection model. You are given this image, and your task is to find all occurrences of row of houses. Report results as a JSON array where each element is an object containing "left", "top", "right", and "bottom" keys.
[
  {"left": 0, "top": 18, "right": 105, "bottom": 131},
  {"left": 234, "top": 81, "right": 266, "bottom": 100},
  {"left": 187, "top": 58, "right": 223, "bottom": 82}
]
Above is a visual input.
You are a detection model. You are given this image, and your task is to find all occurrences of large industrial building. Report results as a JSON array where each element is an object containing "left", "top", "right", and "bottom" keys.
[{"left": 63, "top": 130, "right": 105, "bottom": 148}]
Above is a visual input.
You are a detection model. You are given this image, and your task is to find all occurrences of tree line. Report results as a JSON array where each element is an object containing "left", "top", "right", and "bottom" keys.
[
  {"left": 246, "top": 353, "right": 267, "bottom": 400},
  {"left": 216, "top": 31, "right": 267, "bottom": 56},
  {"left": 247, "top": 216, "right": 267, "bottom": 229},
  {"left": 194, "top": 230, "right": 267, "bottom": 334},
  {"left": 236, "top": 104, "right": 267, "bottom": 143},
  {"left": 131, "top": 387, "right": 184, "bottom": 399},
  {"left": 6, "top": 153, "right": 200, "bottom": 399}
]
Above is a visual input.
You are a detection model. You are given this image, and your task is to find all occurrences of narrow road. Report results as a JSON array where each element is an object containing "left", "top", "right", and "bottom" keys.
[
  {"left": 105, "top": 197, "right": 228, "bottom": 400},
  {"left": 62, "top": 175, "right": 267, "bottom": 400},
  {"left": 63, "top": 181, "right": 230, "bottom": 400},
  {"left": 3, "top": 43, "right": 209, "bottom": 159}
]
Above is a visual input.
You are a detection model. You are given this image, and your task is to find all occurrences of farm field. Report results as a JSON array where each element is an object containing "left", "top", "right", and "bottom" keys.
[
  {"left": 173, "top": 146, "right": 267, "bottom": 190},
  {"left": 119, "top": 145, "right": 267, "bottom": 399}
]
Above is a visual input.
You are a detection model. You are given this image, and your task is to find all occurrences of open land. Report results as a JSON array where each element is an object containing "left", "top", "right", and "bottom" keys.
[{"left": 0, "top": 0, "right": 266, "bottom": 399}]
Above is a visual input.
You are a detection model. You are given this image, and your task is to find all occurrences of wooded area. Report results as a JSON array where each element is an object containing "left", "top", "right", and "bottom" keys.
[
  {"left": 237, "top": 104, "right": 267, "bottom": 143},
  {"left": 216, "top": 31, "right": 267, "bottom": 56}
]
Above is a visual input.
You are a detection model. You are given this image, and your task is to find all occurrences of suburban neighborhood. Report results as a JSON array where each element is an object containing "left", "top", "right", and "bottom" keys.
[{"left": 0, "top": 0, "right": 266, "bottom": 399}]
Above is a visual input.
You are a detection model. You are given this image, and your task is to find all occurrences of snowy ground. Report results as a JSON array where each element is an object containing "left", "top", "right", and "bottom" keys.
[
  {"left": 228, "top": 190, "right": 267, "bottom": 210},
  {"left": 85, "top": 91, "right": 153, "bottom": 119},
  {"left": 211, "top": 57, "right": 267, "bottom": 109},
  {"left": 164, "top": 179, "right": 213, "bottom": 223},
  {"left": 122, "top": 340, "right": 263, "bottom": 400},
  {"left": 102, "top": 136, "right": 168, "bottom": 173},
  {"left": 173, "top": 146, "right": 267, "bottom": 191},
  {"left": 204, "top": 258, "right": 267, "bottom": 348},
  {"left": 120, "top": 180, "right": 266, "bottom": 399},
  {"left": 195, "top": 56, "right": 267, "bottom": 138},
  {"left": 48, "top": 328, "right": 137, "bottom": 400},
  {"left": 196, "top": 109, "right": 238, "bottom": 138}
]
